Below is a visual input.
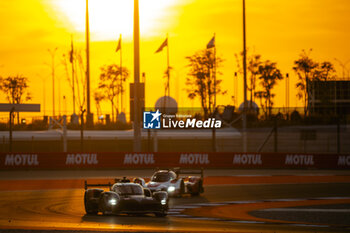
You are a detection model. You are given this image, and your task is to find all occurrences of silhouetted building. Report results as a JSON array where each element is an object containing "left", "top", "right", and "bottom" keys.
[{"left": 309, "top": 79, "right": 350, "bottom": 116}]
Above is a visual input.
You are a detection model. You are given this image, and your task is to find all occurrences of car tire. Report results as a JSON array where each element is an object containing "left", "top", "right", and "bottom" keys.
[
  {"left": 178, "top": 180, "right": 185, "bottom": 197},
  {"left": 155, "top": 212, "right": 167, "bottom": 217},
  {"left": 191, "top": 180, "right": 203, "bottom": 196},
  {"left": 199, "top": 180, "right": 204, "bottom": 193},
  {"left": 84, "top": 192, "right": 98, "bottom": 215},
  {"left": 191, "top": 191, "right": 199, "bottom": 196}
]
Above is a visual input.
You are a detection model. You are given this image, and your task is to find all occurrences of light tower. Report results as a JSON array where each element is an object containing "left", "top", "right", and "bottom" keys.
[{"left": 133, "top": 0, "right": 141, "bottom": 151}]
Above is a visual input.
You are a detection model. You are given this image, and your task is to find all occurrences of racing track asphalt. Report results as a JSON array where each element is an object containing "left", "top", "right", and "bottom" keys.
[{"left": 0, "top": 170, "right": 349, "bottom": 233}]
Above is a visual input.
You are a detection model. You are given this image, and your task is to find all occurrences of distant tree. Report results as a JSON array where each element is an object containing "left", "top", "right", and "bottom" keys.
[
  {"left": 254, "top": 91, "right": 267, "bottom": 117},
  {"left": 94, "top": 91, "right": 104, "bottom": 118},
  {"left": 235, "top": 50, "right": 262, "bottom": 106},
  {"left": 186, "top": 49, "right": 226, "bottom": 118},
  {"left": 316, "top": 61, "right": 336, "bottom": 81},
  {"left": 188, "top": 92, "right": 196, "bottom": 109},
  {"left": 0, "top": 75, "right": 32, "bottom": 124},
  {"left": 248, "top": 54, "right": 262, "bottom": 104},
  {"left": 293, "top": 50, "right": 337, "bottom": 115},
  {"left": 293, "top": 50, "right": 318, "bottom": 115},
  {"left": 314, "top": 61, "right": 336, "bottom": 112},
  {"left": 256, "top": 61, "right": 283, "bottom": 118},
  {"left": 62, "top": 49, "right": 88, "bottom": 115},
  {"left": 98, "top": 64, "right": 129, "bottom": 122},
  {"left": 62, "top": 51, "right": 76, "bottom": 114}
]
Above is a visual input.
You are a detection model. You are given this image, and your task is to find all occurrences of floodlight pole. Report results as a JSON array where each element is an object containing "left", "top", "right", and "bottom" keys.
[
  {"left": 212, "top": 33, "right": 217, "bottom": 152},
  {"left": 119, "top": 34, "right": 123, "bottom": 112},
  {"left": 81, "top": 108, "right": 86, "bottom": 152},
  {"left": 43, "top": 78, "right": 46, "bottom": 116},
  {"left": 166, "top": 33, "right": 170, "bottom": 97},
  {"left": 133, "top": 0, "right": 141, "bottom": 151},
  {"left": 9, "top": 107, "right": 14, "bottom": 152},
  {"left": 85, "top": 0, "right": 91, "bottom": 123},
  {"left": 71, "top": 35, "right": 76, "bottom": 114},
  {"left": 242, "top": 0, "right": 248, "bottom": 152},
  {"left": 48, "top": 48, "right": 57, "bottom": 118},
  {"left": 286, "top": 73, "right": 289, "bottom": 110},
  {"left": 234, "top": 72, "right": 238, "bottom": 107}
]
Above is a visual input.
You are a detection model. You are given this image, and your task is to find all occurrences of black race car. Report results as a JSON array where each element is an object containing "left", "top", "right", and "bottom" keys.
[{"left": 84, "top": 178, "right": 169, "bottom": 217}]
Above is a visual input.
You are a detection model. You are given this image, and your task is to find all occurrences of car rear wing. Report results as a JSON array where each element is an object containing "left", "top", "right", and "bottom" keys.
[
  {"left": 174, "top": 167, "right": 204, "bottom": 179},
  {"left": 84, "top": 181, "right": 113, "bottom": 190},
  {"left": 84, "top": 177, "right": 131, "bottom": 190}
]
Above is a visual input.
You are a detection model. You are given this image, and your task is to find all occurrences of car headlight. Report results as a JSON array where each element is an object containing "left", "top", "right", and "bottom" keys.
[
  {"left": 108, "top": 198, "right": 117, "bottom": 205},
  {"left": 161, "top": 199, "right": 167, "bottom": 205},
  {"left": 167, "top": 186, "right": 175, "bottom": 192}
]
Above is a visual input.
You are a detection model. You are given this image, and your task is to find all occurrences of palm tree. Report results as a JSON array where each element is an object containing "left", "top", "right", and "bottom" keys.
[
  {"left": 293, "top": 50, "right": 318, "bottom": 116},
  {"left": 257, "top": 61, "right": 283, "bottom": 118}
]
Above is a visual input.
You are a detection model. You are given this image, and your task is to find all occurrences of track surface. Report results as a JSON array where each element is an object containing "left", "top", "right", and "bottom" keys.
[{"left": 0, "top": 170, "right": 349, "bottom": 233}]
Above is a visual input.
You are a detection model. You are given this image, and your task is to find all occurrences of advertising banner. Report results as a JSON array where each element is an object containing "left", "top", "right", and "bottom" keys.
[{"left": 0, "top": 152, "right": 349, "bottom": 170}]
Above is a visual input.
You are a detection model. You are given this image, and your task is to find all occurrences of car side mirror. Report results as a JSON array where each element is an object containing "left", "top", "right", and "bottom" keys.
[{"left": 144, "top": 188, "right": 152, "bottom": 197}]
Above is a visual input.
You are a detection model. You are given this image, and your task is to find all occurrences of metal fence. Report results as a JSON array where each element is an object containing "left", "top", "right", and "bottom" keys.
[{"left": 0, "top": 107, "right": 349, "bottom": 153}]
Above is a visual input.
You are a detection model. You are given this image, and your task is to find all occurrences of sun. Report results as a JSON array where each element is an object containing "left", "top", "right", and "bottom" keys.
[{"left": 51, "top": 0, "right": 176, "bottom": 40}]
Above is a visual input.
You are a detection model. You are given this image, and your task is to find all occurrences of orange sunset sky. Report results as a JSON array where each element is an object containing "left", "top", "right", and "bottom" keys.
[{"left": 0, "top": 0, "right": 350, "bottom": 119}]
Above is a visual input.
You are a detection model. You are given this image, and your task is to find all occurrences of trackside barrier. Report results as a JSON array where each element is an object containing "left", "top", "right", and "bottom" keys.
[{"left": 0, "top": 152, "right": 349, "bottom": 170}]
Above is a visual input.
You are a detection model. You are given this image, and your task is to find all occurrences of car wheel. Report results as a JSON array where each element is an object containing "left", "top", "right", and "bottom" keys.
[
  {"left": 178, "top": 180, "right": 185, "bottom": 197},
  {"left": 199, "top": 180, "right": 204, "bottom": 193},
  {"left": 191, "top": 180, "right": 203, "bottom": 196},
  {"left": 155, "top": 212, "right": 167, "bottom": 217},
  {"left": 84, "top": 192, "right": 98, "bottom": 215},
  {"left": 191, "top": 192, "right": 199, "bottom": 196}
]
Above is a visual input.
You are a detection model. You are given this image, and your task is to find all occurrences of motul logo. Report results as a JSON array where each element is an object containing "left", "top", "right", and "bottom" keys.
[
  {"left": 123, "top": 154, "right": 155, "bottom": 164},
  {"left": 285, "top": 154, "right": 314, "bottom": 165},
  {"left": 233, "top": 154, "right": 262, "bottom": 165},
  {"left": 66, "top": 154, "right": 98, "bottom": 165},
  {"left": 338, "top": 155, "right": 350, "bottom": 166},
  {"left": 5, "top": 154, "right": 39, "bottom": 166},
  {"left": 179, "top": 153, "right": 210, "bottom": 164}
]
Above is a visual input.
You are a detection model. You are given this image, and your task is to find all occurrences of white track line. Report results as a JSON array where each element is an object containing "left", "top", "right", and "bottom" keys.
[
  {"left": 261, "top": 208, "right": 350, "bottom": 213},
  {"left": 167, "top": 196, "right": 350, "bottom": 228}
]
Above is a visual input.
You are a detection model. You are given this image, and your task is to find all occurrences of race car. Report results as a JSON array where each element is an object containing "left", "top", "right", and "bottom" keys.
[
  {"left": 134, "top": 168, "right": 204, "bottom": 197},
  {"left": 84, "top": 178, "right": 169, "bottom": 217}
]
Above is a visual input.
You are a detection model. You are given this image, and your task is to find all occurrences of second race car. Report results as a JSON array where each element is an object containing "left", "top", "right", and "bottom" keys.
[{"left": 134, "top": 168, "right": 204, "bottom": 197}]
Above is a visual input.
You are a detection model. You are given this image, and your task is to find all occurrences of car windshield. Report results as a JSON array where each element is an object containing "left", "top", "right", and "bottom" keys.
[
  {"left": 113, "top": 185, "right": 143, "bottom": 195},
  {"left": 151, "top": 173, "right": 171, "bottom": 182}
]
